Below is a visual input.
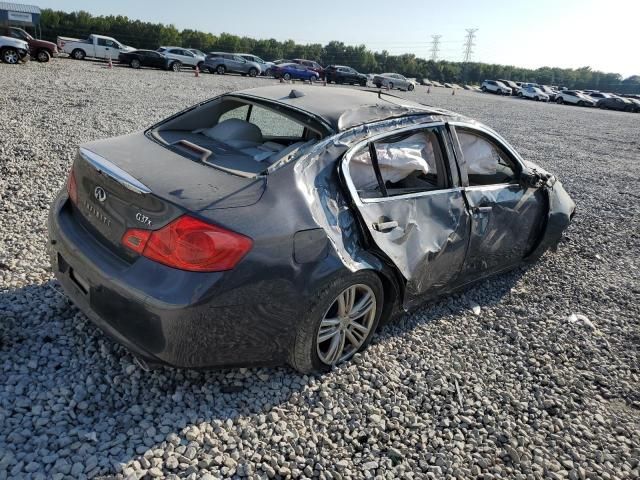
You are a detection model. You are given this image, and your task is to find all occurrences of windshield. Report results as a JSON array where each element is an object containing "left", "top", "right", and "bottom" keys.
[{"left": 11, "top": 28, "right": 32, "bottom": 40}]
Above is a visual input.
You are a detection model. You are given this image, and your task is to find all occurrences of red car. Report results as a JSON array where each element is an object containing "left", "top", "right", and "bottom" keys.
[
  {"left": 292, "top": 58, "right": 325, "bottom": 79},
  {"left": 1, "top": 26, "right": 57, "bottom": 62}
]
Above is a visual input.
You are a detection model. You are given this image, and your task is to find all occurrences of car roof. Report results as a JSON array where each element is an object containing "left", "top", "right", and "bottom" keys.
[{"left": 233, "top": 85, "right": 450, "bottom": 132}]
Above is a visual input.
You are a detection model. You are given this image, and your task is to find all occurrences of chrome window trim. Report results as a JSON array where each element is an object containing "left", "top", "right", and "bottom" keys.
[
  {"left": 341, "top": 121, "right": 447, "bottom": 207},
  {"left": 361, "top": 187, "right": 463, "bottom": 204},
  {"left": 464, "top": 183, "right": 521, "bottom": 193},
  {"left": 79, "top": 147, "right": 151, "bottom": 195}
]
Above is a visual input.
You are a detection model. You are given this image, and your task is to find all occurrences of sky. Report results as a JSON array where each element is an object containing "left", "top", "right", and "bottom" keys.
[{"left": 34, "top": 0, "right": 640, "bottom": 77}]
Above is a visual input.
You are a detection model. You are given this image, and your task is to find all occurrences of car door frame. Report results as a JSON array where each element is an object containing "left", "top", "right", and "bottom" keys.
[
  {"left": 446, "top": 120, "right": 548, "bottom": 281},
  {"left": 340, "top": 121, "right": 472, "bottom": 306}
]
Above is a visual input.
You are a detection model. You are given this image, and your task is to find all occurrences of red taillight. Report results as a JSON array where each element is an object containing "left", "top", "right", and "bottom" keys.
[
  {"left": 121, "top": 215, "right": 252, "bottom": 272},
  {"left": 67, "top": 168, "right": 78, "bottom": 204}
]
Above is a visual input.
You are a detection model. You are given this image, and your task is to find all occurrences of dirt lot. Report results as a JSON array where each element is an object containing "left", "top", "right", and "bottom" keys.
[{"left": 0, "top": 59, "right": 638, "bottom": 480}]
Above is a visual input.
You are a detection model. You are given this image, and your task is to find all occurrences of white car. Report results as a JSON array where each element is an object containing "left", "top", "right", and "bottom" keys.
[
  {"left": 481, "top": 80, "right": 512, "bottom": 95},
  {"left": 57, "top": 34, "right": 133, "bottom": 60},
  {"left": 238, "top": 53, "right": 273, "bottom": 75},
  {"left": 521, "top": 86, "right": 549, "bottom": 102},
  {"left": 0, "top": 35, "right": 29, "bottom": 64},
  {"left": 556, "top": 90, "right": 596, "bottom": 107},
  {"left": 157, "top": 46, "right": 205, "bottom": 68}
]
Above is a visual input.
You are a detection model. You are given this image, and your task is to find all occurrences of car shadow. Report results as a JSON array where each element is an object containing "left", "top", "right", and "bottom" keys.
[{"left": 0, "top": 266, "right": 527, "bottom": 476}]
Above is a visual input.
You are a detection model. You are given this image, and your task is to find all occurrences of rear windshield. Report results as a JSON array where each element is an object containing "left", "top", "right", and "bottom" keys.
[{"left": 149, "top": 97, "right": 326, "bottom": 177}]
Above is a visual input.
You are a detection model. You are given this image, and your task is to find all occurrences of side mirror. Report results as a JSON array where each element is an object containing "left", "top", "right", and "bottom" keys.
[{"left": 520, "top": 168, "right": 554, "bottom": 189}]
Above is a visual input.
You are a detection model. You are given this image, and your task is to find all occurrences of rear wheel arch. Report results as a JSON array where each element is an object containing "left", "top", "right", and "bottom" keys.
[{"left": 289, "top": 269, "right": 385, "bottom": 373}]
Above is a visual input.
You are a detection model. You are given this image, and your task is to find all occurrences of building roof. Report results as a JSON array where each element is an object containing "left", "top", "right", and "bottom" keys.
[
  {"left": 234, "top": 85, "right": 448, "bottom": 131},
  {"left": 0, "top": 2, "right": 41, "bottom": 14}
]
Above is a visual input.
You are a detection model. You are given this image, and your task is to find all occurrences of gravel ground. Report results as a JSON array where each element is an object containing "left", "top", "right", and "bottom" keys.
[{"left": 1, "top": 59, "right": 638, "bottom": 480}]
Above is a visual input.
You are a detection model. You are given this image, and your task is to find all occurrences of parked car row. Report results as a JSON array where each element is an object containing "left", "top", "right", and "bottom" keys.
[{"left": 477, "top": 78, "right": 639, "bottom": 112}]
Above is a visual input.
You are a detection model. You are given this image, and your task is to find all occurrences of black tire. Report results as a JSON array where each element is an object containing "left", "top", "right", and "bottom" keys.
[
  {"left": 36, "top": 49, "right": 51, "bottom": 63},
  {"left": 283, "top": 72, "right": 291, "bottom": 81},
  {"left": 534, "top": 96, "right": 539, "bottom": 101},
  {"left": 71, "top": 49, "right": 85, "bottom": 60},
  {"left": 388, "top": 82, "right": 394, "bottom": 89},
  {"left": 374, "top": 83, "right": 382, "bottom": 88},
  {"left": 360, "top": 80, "right": 367, "bottom": 87},
  {"left": 577, "top": 100, "right": 584, "bottom": 107},
  {"left": 518, "top": 91, "right": 523, "bottom": 97},
  {"left": 290, "top": 271, "right": 384, "bottom": 373},
  {"left": 216, "top": 65, "right": 226, "bottom": 74},
  {"left": 248, "top": 67, "right": 258, "bottom": 77},
  {"left": 171, "top": 61, "right": 181, "bottom": 72},
  {"left": 207, "top": 67, "right": 215, "bottom": 74},
  {"left": 197, "top": 61, "right": 204, "bottom": 70},
  {"left": 408, "top": 83, "right": 415, "bottom": 91},
  {"left": 265, "top": 68, "right": 272, "bottom": 77},
  {"left": 481, "top": 86, "right": 487, "bottom": 92},
  {"left": 556, "top": 97, "right": 564, "bottom": 104},
  {"left": 1, "top": 47, "right": 20, "bottom": 64},
  {"left": 130, "top": 58, "right": 141, "bottom": 69}
]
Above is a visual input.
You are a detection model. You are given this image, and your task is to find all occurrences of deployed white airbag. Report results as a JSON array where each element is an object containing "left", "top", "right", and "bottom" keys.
[
  {"left": 458, "top": 131, "right": 499, "bottom": 175},
  {"left": 350, "top": 133, "right": 435, "bottom": 190}
]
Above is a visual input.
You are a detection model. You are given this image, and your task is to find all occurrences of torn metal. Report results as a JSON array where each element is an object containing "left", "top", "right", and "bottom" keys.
[{"left": 292, "top": 112, "right": 575, "bottom": 309}]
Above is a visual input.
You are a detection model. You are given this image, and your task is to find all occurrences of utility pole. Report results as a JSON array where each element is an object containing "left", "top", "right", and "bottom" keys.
[
  {"left": 462, "top": 28, "right": 478, "bottom": 83},
  {"left": 430, "top": 35, "right": 441, "bottom": 62}
]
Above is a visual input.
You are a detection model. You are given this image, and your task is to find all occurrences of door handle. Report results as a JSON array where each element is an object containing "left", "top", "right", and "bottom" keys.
[
  {"left": 372, "top": 220, "right": 399, "bottom": 232},
  {"left": 472, "top": 206, "right": 492, "bottom": 215}
]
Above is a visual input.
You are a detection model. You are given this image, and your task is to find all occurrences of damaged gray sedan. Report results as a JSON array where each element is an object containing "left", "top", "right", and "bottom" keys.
[{"left": 48, "top": 85, "right": 575, "bottom": 373}]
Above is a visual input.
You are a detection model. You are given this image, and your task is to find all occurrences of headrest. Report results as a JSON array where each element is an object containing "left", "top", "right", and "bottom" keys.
[{"left": 202, "top": 118, "right": 263, "bottom": 144}]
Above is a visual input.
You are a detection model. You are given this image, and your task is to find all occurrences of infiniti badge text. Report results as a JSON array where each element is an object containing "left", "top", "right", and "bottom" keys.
[{"left": 84, "top": 200, "right": 112, "bottom": 227}]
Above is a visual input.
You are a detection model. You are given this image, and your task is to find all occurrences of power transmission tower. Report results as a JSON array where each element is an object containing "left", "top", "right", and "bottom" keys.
[
  {"left": 462, "top": 28, "right": 478, "bottom": 63},
  {"left": 430, "top": 35, "right": 441, "bottom": 62},
  {"left": 462, "top": 28, "right": 478, "bottom": 83}
]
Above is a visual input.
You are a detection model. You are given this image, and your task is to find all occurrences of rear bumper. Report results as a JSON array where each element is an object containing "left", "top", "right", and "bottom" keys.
[{"left": 48, "top": 192, "right": 290, "bottom": 368}]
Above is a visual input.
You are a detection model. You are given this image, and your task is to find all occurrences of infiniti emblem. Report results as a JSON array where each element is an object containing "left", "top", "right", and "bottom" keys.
[{"left": 94, "top": 186, "right": 107, "bottom": 202}]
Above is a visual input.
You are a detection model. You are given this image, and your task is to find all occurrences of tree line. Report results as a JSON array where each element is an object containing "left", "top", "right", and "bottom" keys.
[{"left": 40, "top": 9, "right": 640, "bottom": 93}]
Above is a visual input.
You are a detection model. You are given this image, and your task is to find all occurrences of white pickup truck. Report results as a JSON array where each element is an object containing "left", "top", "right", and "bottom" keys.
[{"left": 57, "top": 34, "right": 133, "bottom": 60}]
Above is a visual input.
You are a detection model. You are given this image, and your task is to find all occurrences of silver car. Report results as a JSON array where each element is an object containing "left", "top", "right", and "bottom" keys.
[
  {"left": 372, "top": 73, "right": 415, "bottom": 91},
  {"left": 237, "top": 53, "right": 275, "bottom": 76},
  {"left": 157, "top": 46, "right": 205, "bottom": 69},
  {"left": 203, "top": 52, "right": 261, "bottom": 76}
]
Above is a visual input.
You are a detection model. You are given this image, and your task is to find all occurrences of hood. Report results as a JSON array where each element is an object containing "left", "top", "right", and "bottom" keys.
[
  {"left": 29, "top": 38, "right": 57, "bottom": 50},
  {"left": 0, "top": 36, "right": 28, "bottom": 50}
]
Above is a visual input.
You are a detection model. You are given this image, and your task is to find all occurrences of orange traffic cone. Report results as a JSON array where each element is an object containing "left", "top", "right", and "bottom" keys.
[{"left": 195, "top": 65, "right": 200, "bottom": 77}]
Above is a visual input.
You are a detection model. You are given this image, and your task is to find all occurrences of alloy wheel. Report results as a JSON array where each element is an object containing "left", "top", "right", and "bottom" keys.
[
  {"left": 37, "top": 50, "right": 50, "bottom": 62},
  {"left": 3, "top": 49, "right": 19, "bottom": 64},
  {"left": 316, "top": 284, "right": 377, "bottom": 366}
]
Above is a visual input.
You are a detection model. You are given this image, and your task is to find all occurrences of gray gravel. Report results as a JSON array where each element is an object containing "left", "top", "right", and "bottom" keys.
[{"left": 1, "top": 59, "right": 639, "bottom": 480}]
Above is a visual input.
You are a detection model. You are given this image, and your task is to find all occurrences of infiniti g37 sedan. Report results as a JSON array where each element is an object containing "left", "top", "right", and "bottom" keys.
[{"left": 48, "top": 86, "right": 575, "bottom": 372}]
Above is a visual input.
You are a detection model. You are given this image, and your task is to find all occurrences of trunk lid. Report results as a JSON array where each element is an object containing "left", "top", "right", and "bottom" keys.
[{"left": 71, "top": 132, "right": 265, "bottom": 256}]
